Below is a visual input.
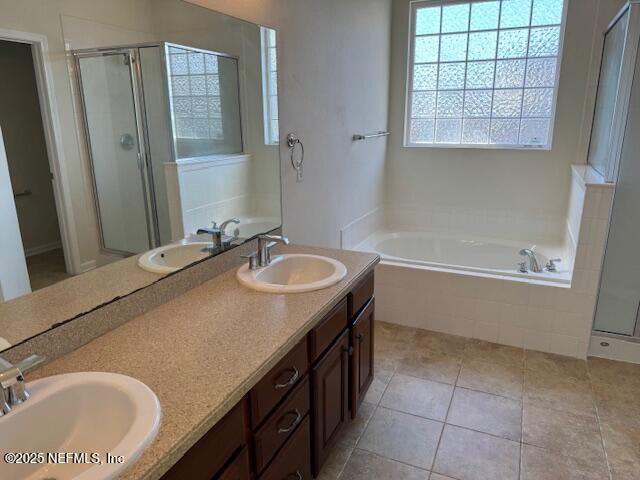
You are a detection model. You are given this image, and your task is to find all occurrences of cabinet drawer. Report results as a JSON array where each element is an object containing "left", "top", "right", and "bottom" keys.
[
  {"left": 309, "top": 298, "right": 348, "bottom": 362},
  {"left": 254, "top": 376, "right": 310, "bottom": 473},
  {"left": 259, "top": 416, "right": 312, "bottom": 480},
  {"left": 251, "top": 338, "right": 309, "bottom": 429},
  {"left": 348, "top": 271, "right": 374, "bottom": 319},
  {"left": 161, "top": 399, "right": 247, "bottom": 480},
  {"left": 217, "top": 447, "right": 250, "bottom": 480}
]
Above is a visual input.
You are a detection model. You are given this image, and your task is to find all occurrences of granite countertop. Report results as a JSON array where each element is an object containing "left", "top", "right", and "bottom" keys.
[
  {"left": 0, "top": 254, "right": 163, "bottom": 347},
  {"left": 30, "top": 245, "right": 379, "bottom": 480}
]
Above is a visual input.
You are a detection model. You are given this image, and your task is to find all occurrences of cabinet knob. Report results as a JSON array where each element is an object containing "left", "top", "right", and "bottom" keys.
[
  {"left": 356, "top": 333, "right": 363, "bottom": 341},
  {"left": 342, "top": 346, "right": 354, "bottom": 356}
]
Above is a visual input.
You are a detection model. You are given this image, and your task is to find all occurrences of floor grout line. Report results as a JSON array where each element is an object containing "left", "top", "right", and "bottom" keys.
[
  {"left": 427, "top": 346, "right": 464, "bottom": 477},
  {"left": 586, "top": 362, "right": 614, "bottom": 480}
]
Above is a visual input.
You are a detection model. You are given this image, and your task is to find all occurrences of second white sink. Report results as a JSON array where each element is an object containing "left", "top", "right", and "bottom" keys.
[
  {"left": 138, "top": 242, "right": 212, "bottom": 274},
  {"left": 237, "top": 254, "right": 347, "bottom": 293},
  {"left": 0, "top": 372, "right": 160, "bottom": 480}
]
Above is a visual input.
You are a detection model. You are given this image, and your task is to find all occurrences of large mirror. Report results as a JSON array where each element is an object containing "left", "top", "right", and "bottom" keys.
[{"left": 0, "top": 0, "right": 282, "bottom": 351}]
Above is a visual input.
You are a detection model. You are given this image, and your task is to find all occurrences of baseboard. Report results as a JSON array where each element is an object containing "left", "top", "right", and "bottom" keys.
[
  {"left": 24, "top": 241, "right": 62, "bottom": 257},
  {"left": 80, "top": 260, "right": 97, "bottom": 273},
  {"left": 589, "top": 334, "right": 640, "bottom": 364}
]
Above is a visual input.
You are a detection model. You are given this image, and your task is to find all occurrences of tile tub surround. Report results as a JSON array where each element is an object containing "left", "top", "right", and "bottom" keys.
[
  {"left": 26, "top": 245, "right": 379, "bottom": 480},
  {"left": 344, "top": 164, "right": 614, "bottom": 359},
  {"left": 370, "top": 167, "right": 614, "bottom": 359},
  {"left": 319, "top": 322, "right": 640, "bottom": 480}
]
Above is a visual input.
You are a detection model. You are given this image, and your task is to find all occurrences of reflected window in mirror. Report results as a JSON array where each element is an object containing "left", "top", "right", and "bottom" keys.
[
  {"left": 260, "top": 28, "right": 279, "bottom": 145},
  {"left": 166, "top": 45, "right": 243, "bottom": 159}
]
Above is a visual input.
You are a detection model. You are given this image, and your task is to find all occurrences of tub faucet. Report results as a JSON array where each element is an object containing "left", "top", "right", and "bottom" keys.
[
  {"left": 519, "top": 248, "right": 542, "bottom": 273},
  {"left": 219, "top": 218, "right": 241, "bottom": 246},
  {"left": 197, "top": 222, "right": 224, "bottom": 251},
  {"left": 0, "top": 354, "right": 45, "bottom": 416}
]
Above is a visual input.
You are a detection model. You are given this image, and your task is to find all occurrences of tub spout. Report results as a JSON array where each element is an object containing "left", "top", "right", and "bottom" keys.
[{"left": 519, "top": 248, "right": 542, "bottom": 273}]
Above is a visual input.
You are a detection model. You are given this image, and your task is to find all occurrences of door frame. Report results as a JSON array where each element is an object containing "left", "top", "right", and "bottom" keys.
[{"left": 0, "top": 28, "right": 81, "bottom": 274}]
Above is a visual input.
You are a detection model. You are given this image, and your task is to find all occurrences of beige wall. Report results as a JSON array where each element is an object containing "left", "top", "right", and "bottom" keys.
[
  {"left": 0, "top": 41, "right": 61, "bottom": 254},
  {"left": 187, "top": 0, "right": 392, "bottom": 248},
  {"left": 385, "top": 0, "right": 626, "bottom": 236}
]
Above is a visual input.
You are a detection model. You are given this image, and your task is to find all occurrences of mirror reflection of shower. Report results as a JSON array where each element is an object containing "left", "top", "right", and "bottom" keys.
[{"left": 74, "top": 43, "right": 243, "bottom": 256}]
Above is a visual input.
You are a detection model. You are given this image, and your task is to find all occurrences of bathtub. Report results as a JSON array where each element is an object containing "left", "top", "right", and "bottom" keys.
[{"left": 357, "top": 231, "right": 570, "bottom": 285}]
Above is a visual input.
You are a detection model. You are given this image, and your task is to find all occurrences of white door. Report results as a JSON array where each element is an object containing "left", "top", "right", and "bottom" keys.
[{"left": 0, "top": 126, "right": 31, "bottom": 301}]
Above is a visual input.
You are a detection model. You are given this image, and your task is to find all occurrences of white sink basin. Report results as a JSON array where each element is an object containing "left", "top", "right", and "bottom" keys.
[
  {"left": 237, "top": 254, "right": 347, "bottom": 293},
  {"left": 138, "top": 242, "right": 211, "bottom": 274},
  {"left": 0, "top": 372, "right": 160, "bottom": 480}
]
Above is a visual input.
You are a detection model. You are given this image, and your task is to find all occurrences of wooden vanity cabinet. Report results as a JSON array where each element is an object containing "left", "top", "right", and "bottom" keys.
[
  {"left": 160, "top": 270, "right": 375, "bottom": 480},
  {"left": 160, "top": 399, "right": 249, "bottom": 480}
]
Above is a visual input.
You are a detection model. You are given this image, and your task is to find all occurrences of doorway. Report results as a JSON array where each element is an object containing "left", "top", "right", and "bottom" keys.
[{"left": 0, "top": 40, "right": 69, "bottom": 293}]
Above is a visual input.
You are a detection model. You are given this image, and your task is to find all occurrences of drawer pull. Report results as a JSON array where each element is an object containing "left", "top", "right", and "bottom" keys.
[
  {"left": 356, "top": 333, "right": 363, "bottom": 341},
  {"left": 277, "top": 409, "right": 302, "bottom": 434},
  {"left": 274, "top": 367, "right": 299, "bottom": 389},
  {"left": 286, "top": 471, "right": 303, "bottom": 480}
]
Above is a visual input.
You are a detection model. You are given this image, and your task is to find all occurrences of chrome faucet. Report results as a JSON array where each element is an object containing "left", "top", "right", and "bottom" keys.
[
  {"left": 519, "top": 248, "right": 542, "bottom": 273},
  {"left": 0, "top": 354, "right": 45, "bottom": 416},
  {"left": 197, "top": 218, "right": 240, "bottom": 252},
  {"left": 243, "top": 234, "right": 290, "bottom": 269},
  {"left": 257, "top": 234, "right": 290, "bottom": 267},
  {"left": 219, "top": 218, "right": 240, "bottom": 237}
]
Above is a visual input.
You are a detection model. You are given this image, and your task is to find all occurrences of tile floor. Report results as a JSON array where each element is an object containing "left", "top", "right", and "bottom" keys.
[
  {"left": 319, "top": 321, "right": 640, "bottom": 480},
  {"left": 26, "top": 248, "right": 71, "bottom": 291}
]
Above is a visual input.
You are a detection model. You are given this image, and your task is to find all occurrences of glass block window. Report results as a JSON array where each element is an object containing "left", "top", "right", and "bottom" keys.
[
  {"left": 406, "top": 0, "right": 566, "bottom": 148},
  {"left": 261, "top": 27, "right": 279, "bottom": 145},
  {"left": 167, "top": 45, "right": 224, "bottom": 140}
]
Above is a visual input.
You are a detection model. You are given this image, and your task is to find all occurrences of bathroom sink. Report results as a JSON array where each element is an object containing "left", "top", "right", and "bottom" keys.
[
  {"left": 0, "top": 372, "right": 160, "bottom": 480},
  {"left": 138, "top": 242, "right": 212, "bottom": 274},
  {"left": 237, "top": 254, "right": 347, "bottom": 293}
]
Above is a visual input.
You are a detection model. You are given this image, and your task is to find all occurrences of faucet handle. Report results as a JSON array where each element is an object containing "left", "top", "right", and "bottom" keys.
[
  {"left": 241, "top": 252, "right": 259, "bottom": 270},
  {"left": 15, "top": 354, "right": 46, "bottom": 374},
  {"left": 545, "top": 258, "right": 561, "bottom": 272},
  {"left": 518, "top": 262, "right": 528, "bottom": 273}
]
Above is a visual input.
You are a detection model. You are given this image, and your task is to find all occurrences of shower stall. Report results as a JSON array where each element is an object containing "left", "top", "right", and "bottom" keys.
[
  {"left": 73, "top": 43, "right": 242, "bottom": 256},
  {"left": 589, "top": 1, "right": 640, "bottom": 340}
]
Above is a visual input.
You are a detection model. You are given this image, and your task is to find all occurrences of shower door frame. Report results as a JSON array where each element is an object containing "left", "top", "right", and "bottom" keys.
[
  {"left": 592, "top": 1, "right": 640, "bottom": 341},
  {"left": 73, "top": 45, "right": 167, "bottom": 256}
]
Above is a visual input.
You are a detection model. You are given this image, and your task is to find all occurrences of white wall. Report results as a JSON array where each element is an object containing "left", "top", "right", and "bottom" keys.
[
  {"left": 187, "top": 0, "right": 392, "bottom": 248},
  {"left": 0, "top": 41, "right": 61, "bottom": 255},
  {"left": 0, "top": 127, "right": 31, "bottom": 301},
  {"left": 385, "top": 0, "right": 625, "bottom": 240}
]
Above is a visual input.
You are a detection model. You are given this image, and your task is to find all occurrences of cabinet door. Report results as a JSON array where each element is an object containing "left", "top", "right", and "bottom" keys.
[
  {"left": 350, "top": 298, "right": 374, "bottom": 418},
  {"left": 217, "top": 447, "right": 250, "bottom": 480},
  {"left": 311, "top": 329, "right": 350, "bottom": 477}
]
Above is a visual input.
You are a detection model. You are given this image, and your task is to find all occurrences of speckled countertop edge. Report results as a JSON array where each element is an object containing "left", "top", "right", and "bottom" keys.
[{"left": 28, "top": 245, "right": 379, "bottom": 480}]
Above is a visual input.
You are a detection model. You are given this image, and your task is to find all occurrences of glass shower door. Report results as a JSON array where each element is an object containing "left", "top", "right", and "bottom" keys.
[
  {"left": 587, "top": 9, "right": 628, "bottom": 178},
  {"left": 77, "top": 52, "right": 154, "bottom": 255},
  {"left": 593, "top": 18, "right": 640, "bottom": 336}
]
